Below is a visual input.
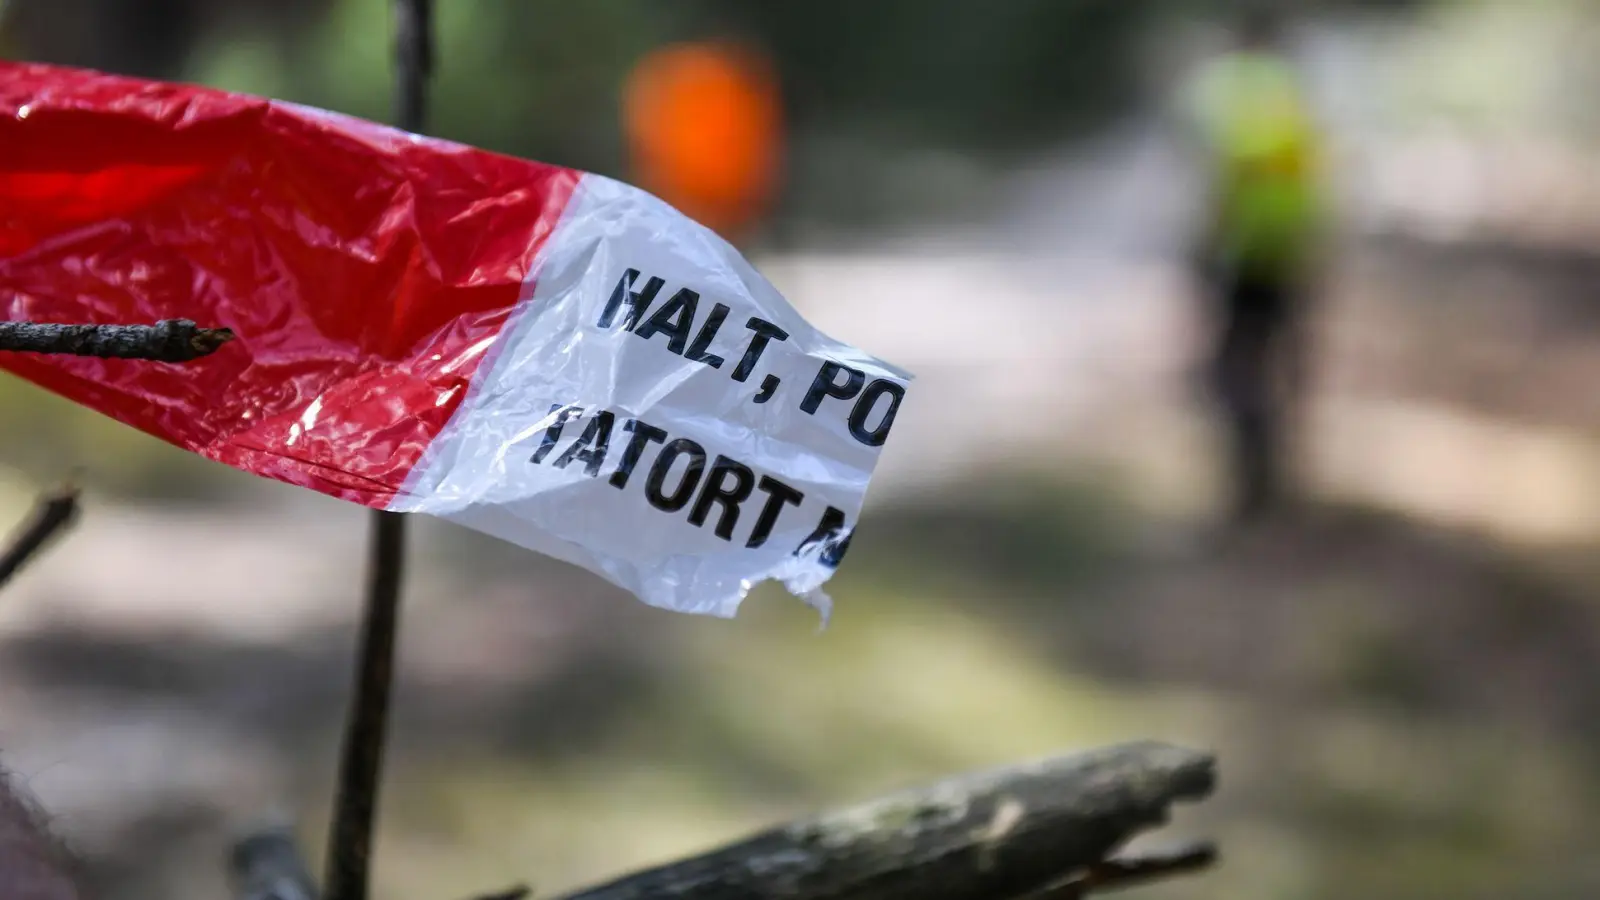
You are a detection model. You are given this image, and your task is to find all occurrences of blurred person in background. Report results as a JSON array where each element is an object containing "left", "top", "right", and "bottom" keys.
[{"left": 1184, "top": 8, "right": 1328, "bottom": 525}]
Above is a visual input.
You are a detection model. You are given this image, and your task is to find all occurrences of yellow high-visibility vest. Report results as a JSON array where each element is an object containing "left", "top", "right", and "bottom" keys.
[{"left": 1188, "top": 50, "right": 1325, "bottom": 276}]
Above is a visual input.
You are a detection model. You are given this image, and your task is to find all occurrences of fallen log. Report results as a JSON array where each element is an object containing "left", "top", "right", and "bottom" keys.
[{"left": 230, "top": 741, "right": 1216, "bottom": 900}]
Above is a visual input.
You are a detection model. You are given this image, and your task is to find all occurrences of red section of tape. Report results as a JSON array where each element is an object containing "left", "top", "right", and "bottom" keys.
[{"left": 0, "top": 62, "right": 582, "bottom": 506}]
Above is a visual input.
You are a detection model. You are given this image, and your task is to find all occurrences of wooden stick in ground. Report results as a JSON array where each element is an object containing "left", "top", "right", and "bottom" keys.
[
  {"left": 392, "top": 0, "right": 433, "bottom": 133},
  {"left": 321, "top": 6, "right": 432, "bottom": 899},
  {"left": 322, "top": 508, "right": 408, "bottom": 900},
  {"left": 0, "top": 319, "right": 233, "bottom": 361},
  {"left": 0, "top": 483, "right": 80, "bottom": 592}
]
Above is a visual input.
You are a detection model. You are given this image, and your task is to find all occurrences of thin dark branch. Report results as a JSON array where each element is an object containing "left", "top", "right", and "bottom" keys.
[
  {"left": 393, "top": 0, "right": 433, "bottom": 134},
  {"left": 551, "top": 741, "right": 1216, "bottom": 900},
  {"left": 0, "top": 482, "right": 80, "bottom": 591},
  {"left": 322, "top": 510, "right": 408, "bottom": 900},
  {"left": 320, "top": 3, "right": 431, "bottom": 900},
  {"left": 0, "top": 319, "right": 233, "bottom": 361}
]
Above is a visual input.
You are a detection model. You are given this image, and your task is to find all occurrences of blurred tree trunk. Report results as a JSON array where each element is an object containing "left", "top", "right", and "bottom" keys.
[
  {"left": 4, "top": 0, "right": 332, "bottom": 78},
  {"left": 8, "top": 0, "right": 199, "bottom": 77}
]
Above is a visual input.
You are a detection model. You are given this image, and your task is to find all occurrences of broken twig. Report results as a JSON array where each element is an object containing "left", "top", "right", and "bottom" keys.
[
  {"left": 0, "top": 319, "right": 234, "bottom": 361},
  {"left": 323, "top": 508, "right": 408, "bottom": 900},
  {"left": 0, "top": 483, "right": 80, "bottom": 591}
]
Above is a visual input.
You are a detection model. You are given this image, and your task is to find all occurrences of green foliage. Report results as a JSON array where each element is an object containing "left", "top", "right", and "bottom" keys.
[
  {"left": 190, "top": 0, "right": 661, "bottom": 175},
  {"left": 701, "top": 0, "right": 1152, "bottom": 151}
]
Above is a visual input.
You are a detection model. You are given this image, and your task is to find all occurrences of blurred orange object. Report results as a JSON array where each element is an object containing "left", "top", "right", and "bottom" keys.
[{"left": 622, "top": 40, "right": 783, "bottom": 244}]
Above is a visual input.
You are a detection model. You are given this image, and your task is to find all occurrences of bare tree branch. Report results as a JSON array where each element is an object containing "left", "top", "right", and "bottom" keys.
[
  {"left": 0, "top": 482, "right": 80, "bottom": 591},
  {"left": 0, "top": 319, "right": 233, "bottom": 361},
  {"left": 323, "top": 509, "right": 408, "bottom": 900}
]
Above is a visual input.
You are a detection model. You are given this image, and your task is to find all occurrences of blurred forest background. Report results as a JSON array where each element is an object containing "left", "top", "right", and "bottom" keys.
[{"left": 3, "top": 1, "right": 1600, "bottom": 898}]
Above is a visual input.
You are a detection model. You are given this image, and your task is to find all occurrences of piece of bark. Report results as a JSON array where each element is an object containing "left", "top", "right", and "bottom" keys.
[
  {"left": 0, "top": 319, "right": 233, "bottom": 361},
  {"left": 552, "top": 740, "right": 1215, "bottom": 900},
  {"left": 321, "top": 0, "right": 431, "bottom": 895}
]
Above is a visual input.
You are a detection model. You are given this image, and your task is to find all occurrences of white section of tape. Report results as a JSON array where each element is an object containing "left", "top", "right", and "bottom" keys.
[{"left": 392, "top": 175, "right": 911, "bottom": 619}]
